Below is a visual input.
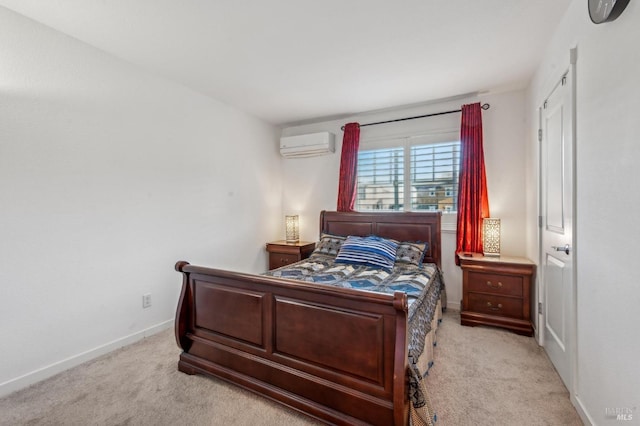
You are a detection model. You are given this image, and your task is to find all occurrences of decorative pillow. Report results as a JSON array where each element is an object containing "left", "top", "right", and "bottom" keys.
[
  {"left": 395, "top": 241, "right": 428, "bottom": 267},
  {"left": 310, "top": 233, "right": 346, "bottom": 257},
  {"left": 334, "top": 235, "right": 398, "bottom": 270}
]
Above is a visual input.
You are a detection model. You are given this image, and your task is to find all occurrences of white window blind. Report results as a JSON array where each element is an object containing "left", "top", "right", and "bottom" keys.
[
  {"left": 356, "top": 132, "right": 460, "bottom": 215},
  {"left": 410, "top": 141, "right": 460, "bottom": 212},
  {"left": 356, "top": 147, "right": 404, "bottom": 210}
]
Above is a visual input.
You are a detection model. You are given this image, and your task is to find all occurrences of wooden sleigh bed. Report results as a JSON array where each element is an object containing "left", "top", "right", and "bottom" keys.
[{"left": 175, "top": 211, "right": 443, "bottom": 425}]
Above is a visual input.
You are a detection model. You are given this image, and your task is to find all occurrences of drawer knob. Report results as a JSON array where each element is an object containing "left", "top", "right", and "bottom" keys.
[
  {"left": 486, "top": 281, "right": 503, "bottom": 288},
  {"left": 487, "top": 302, "right": 503, "bottom": 311}
]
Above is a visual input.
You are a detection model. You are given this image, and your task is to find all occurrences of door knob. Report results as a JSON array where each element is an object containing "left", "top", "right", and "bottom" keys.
[{"left": 552, "top": 244, "right": 571, "bottom": 255}]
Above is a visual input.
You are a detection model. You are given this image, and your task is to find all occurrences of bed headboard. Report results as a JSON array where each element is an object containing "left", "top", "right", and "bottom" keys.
[{"left": 319, "top": 210, "right": 441, "bottom": 267}]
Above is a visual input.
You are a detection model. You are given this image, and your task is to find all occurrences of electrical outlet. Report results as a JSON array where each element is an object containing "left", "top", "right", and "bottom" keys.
[{"left": 142, "top": 293, "right": 152, "bottom": 309}]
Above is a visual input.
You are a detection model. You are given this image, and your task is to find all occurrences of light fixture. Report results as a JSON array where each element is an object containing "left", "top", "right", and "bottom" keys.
[
  {"left": 285, "top": 215, "right": 300, "bottom": 243},
  {"left": 482, "top": 218, "right": 501, "bottom": 257}
]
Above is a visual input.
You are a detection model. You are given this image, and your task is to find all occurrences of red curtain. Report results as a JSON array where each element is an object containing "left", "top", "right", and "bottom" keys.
[
  {"left": 337, "top": 122, "right": 360, "bottom": 212},
  {"left": 456, "top": 103, "right": 490, "bottom": 264}
]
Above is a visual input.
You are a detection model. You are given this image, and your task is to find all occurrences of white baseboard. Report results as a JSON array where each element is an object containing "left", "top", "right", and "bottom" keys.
[
  {"left": 0, "top": 319, "right": 173, "bottom": 398},
  {"left": 572, "top": 393, "right": 595, "bottom": 425},
  {"left": 446, "top": 301, "right": 461, "bottom": 311}
]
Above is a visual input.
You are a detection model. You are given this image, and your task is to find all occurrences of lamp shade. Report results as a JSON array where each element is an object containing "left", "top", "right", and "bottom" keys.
[
  {"left": 285, "top": 215, "right": 300, "bottom": 242},
  {"left": 482, "top": 218, "right": 501, "bottom": 256}
]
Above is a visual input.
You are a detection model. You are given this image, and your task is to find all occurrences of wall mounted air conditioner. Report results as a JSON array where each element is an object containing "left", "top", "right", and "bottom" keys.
[{"left": 280, "top": 132, "right": 335, "bottom": 158}]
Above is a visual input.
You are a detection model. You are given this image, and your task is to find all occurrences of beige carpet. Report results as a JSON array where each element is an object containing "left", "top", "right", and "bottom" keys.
[
  {"left": 427, "top": 311, "right": 582, "bottom": 426},
  {"left": 0, "top": 311, "right": 582, "bottom": 425}
]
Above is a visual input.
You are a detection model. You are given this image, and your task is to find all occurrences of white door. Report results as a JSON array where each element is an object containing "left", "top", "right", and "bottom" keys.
[{"left": 539, "top": 64, "right": 575, "bottom": 390}]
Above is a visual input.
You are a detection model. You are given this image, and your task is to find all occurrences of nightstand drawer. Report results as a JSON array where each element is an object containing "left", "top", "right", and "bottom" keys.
[
  {"left": 266, "top": 240, "right": 316, "bottom": 271},
  {"left": 467, "top": 271, "right": 523, "bottom": 297},
  {"left": 468, "top": 293, "right": 523, "bottom": 319},
  {"left": 269, "top": 253, "right": 299, "bottom": 269}
]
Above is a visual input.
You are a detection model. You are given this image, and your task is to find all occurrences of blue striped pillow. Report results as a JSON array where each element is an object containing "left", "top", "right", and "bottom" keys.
[{"left": 334, "top": 235, "right": 398, "bottom": 270}]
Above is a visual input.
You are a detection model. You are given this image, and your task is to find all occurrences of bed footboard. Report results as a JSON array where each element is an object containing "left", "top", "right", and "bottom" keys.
[{"left": 175, "top": 261, "right": 410, "bottom": 426}]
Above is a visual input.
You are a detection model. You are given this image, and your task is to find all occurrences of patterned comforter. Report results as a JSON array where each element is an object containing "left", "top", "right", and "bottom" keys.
[
  {"left": 265, "top": 253, "right": 443, "bottom": 330},
  {"left": 264, "top": 253, "right": 445, "bottom": 418}
]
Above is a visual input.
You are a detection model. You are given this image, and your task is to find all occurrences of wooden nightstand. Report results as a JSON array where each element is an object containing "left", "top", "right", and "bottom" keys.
[
  {"left": 266, "top": 240, "right": 316, "bottom": 270},
  {"left": 458, "top": 252, "right": 536, "bottom": 336}
]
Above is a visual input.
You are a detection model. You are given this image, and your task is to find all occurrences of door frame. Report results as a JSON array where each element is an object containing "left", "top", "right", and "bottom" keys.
[{"left": 537, "top": 47, "right": 578, "bottom": 396}]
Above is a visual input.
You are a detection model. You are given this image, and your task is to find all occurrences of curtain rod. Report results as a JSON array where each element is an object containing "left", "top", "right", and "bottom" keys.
[{"left": 340, "top": 103, "right": 490, "bottom": 131}]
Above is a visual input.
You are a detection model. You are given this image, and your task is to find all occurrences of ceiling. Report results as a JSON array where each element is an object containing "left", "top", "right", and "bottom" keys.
[{"left": 0, "top": 0, "right": 573, "bottom": 126}]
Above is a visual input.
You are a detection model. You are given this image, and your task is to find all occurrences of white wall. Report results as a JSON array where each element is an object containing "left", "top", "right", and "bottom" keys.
[
  {"left": 0, "top": 7, "right": 281, "bottom": 396},
  {"left": 281, "top": 90, "right": 529, "bottom": 311},
  {"left": 526, "top": 0, "right": 640, "bottom": 423}
]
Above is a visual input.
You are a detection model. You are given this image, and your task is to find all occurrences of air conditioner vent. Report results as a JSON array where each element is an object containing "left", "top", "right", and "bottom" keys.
[{"left": 280, "top": 132, "right": 335, "bottom": 158}]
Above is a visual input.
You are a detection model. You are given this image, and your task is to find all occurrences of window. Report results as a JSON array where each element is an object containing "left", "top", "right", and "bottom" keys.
[
  {"left": 356, "top": 133, "right": 460, "bottom": 215},
  {"left": 356, "top": 147, "right": 404, "bottom": 210}
]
